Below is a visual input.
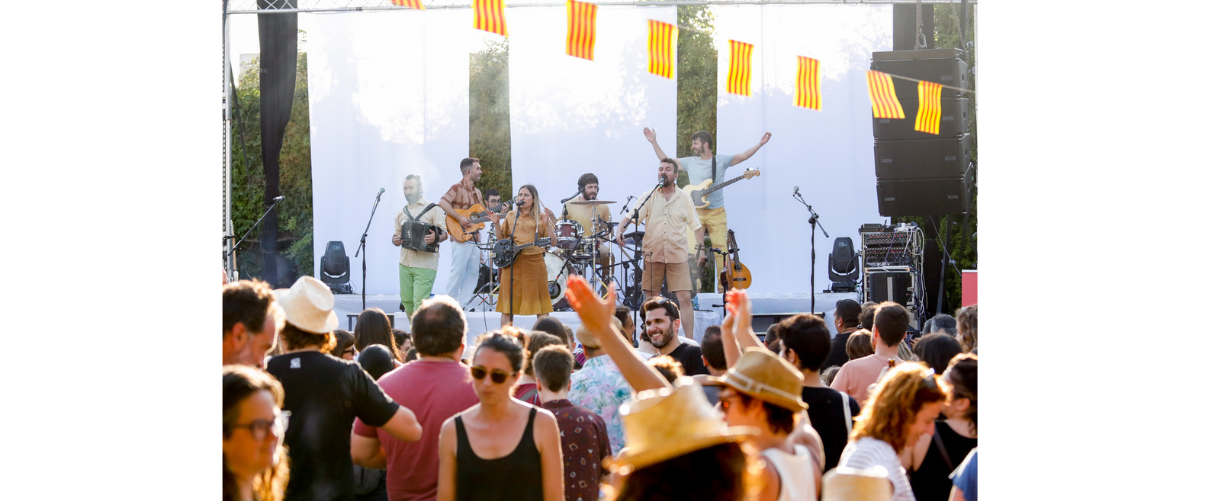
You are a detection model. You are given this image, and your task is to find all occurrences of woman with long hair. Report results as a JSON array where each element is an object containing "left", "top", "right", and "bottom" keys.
[
  {"left": 223, "top": 365, "right": 289, "bottom": 501},
  {"left": 354, "top": 308, "right": 402, "bottom": 361},
  {"left": 436, "top": 328, "right": 564, "bottom": 501},
  {"left": 903, "top": 353, "right": 977, "bottom": 501},
  {"left": 487, "top": 185, "right": 557, "bottom": 326},
  {"left": 838, "top": 363, "right": 950, "bottom": 501}
]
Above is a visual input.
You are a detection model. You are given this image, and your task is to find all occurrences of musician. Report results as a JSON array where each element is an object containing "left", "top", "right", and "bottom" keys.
[
  {"left": 562, "top": 173, "right": 613, "bottom": 277},
  {"left": 643, "top": 128, "right": 771, "bottom": 291},
  {"left": 392, "top": 174, "right": 448, "bottom": 320},
  {"left": 615, "top": 159, "right": 705, "bottom": 341},
  {"left": 439, "top": 158, "right": 488, "bottom": 309},
  {"left": 487, "top": 185, "right": 558, "bottom": 326}
]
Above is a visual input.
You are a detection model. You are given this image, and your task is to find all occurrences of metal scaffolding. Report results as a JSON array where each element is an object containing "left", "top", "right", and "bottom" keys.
[{"left": 228, "top": 0, "right": 976, "bottom": 14}]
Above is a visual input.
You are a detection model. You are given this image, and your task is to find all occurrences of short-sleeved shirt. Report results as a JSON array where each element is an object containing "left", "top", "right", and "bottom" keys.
[
  {"left": 564, "top": 195, "right": 612, "bottom": 236},
  {"left": 567, "top": 354, "right": 632, "bottom": 456},
  {"left": 498, "top": 210, "right": 551, "bottom": 256},
  {"left": 441, "top": 178, "right": 483, "bottom": 212},
  {"left": 951, "top": 448, "right": 978, "bottom": 501},
  {"left": 823, "top": 330, "right": 856, "bottom": 371},
  {"left": 541, "top": 399, "right": 611, "bottom": 501},
  {"left": 665, "top": 343, "right": 709, "bottom": 376},
  {"left": 267, "top": 351, "right": 401, "bottom": 501},
  {"left": 801, "top": 386, "right": 861, "bottom": 472},
  {"left": 353, "top": 359, "right": 478, "bottom": 501},
  {"left": 831, "top": 353, "right": 894, "bottom": 405},
  {"left": 676, "top": 154, "right": 735, "bottom": 208},
  {"left": 838, "top": 437, "right": 914, "bottom": 501},
  {"left": 633, "top": 186, "right": 703, "bottom": 263},
  {"left": 393, "top": 197, "right": 447, "bottom": 270}
]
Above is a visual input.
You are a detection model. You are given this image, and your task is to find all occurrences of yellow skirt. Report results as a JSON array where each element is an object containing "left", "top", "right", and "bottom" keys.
[{"left": 497, "top": 252, "right": 553, "bottom": 316}]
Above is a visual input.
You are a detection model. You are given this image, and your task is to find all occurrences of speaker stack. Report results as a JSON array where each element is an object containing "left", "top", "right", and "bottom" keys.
[{"left": 870, "top": 48, "right": 974, "bottom": 217}]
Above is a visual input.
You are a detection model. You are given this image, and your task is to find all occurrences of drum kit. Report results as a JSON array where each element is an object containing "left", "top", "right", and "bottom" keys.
[{"left": 472, "top": 199, "right": 647, "bottom": 312}]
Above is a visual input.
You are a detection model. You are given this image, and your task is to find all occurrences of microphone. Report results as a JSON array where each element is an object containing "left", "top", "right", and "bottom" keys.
[
  {"left": 793, "top": 186, "right": 800, "bottom": 196},
  {"left": 657, "top": 175, "right": 666, "bottom": 188},
  {"left": 560, "top": 188, "right": 583, "bottom": 204},
  {"left": 378, "top": 188, "right": 385, "bottom": 195},
  {"left": 515, "top": 199, "right": 526, "bottom": 207},
  {"left": 272, "top": 195, "right": 285, "bottom": 202}
]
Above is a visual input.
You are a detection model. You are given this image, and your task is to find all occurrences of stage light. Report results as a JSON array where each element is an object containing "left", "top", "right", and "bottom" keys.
[
  {"left": 828, "top": 237, "right": 859, "bottom": 293},
  {"left": 320, "top": 241, "right": 353, "bottom": 294}
]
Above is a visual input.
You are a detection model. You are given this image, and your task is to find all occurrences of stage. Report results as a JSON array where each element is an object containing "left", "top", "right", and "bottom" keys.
[{"left": 332, "top": 291, "right": 857, "bottom": 346}]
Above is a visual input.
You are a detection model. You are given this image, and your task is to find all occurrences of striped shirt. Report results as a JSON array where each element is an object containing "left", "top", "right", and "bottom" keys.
[{"left": 837, "top": 437, "right": 915, "bottom": 501}]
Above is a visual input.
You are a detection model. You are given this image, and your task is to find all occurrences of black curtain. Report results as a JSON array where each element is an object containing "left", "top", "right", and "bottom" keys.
[{"left": 257, "top": 2, "right": 298, "bottom": 287}]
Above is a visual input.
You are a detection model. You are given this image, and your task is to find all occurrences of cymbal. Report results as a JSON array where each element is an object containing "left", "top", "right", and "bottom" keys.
[{"left": 569, "top": 200, "right": 616, "bottom": 205}]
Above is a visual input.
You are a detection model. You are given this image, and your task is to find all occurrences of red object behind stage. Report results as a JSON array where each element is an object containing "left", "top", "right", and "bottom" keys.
[{"left": 962, "top": 270, "right": 977, "bottom": 307}]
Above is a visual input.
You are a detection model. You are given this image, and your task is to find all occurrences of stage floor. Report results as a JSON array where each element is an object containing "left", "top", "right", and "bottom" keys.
[{"left": 332, "top": 291, "right": 857, "bottom": 345}]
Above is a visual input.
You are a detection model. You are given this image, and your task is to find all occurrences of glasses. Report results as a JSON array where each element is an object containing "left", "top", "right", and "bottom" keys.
[
  {"left": 231, "top": 411, "right": 290, "bottom": 441},
  {"left": 470, "top": 366, "right": 515, "bottom": 384}
]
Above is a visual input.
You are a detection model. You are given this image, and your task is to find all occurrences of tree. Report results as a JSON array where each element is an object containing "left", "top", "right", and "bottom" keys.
[{"left": 470, "top": 39, "right": 513, "bottom": 200}]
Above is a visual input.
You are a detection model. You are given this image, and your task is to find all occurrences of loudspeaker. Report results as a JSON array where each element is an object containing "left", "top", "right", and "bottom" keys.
[
  {"left": 875, "top": 135, "right": 971, "bottom": 180},
  {"left": 868, "top": 270, "right": 912, "bottom": 304},
  {"left": 876, "top": 168, "right": 974, "bottom": 217},
  {"left": 871, "top": 49, "right": 968, "bottom": 100},
  {"left": 872, "top": 97, "right": 969, "bottom": 140}
]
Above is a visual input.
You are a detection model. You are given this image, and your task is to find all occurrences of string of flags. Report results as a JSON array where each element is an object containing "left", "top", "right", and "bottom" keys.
[{"left": 380, "top": 0, "right": 964, "bottom": 135}]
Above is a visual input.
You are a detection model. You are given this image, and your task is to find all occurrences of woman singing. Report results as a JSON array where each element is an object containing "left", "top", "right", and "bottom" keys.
[{"left": 488, "top": 185, "right": 557, "bottom": 326}]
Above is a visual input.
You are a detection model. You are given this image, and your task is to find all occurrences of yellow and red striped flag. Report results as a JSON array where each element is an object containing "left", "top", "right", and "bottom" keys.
[
  {"left": 473, "top": 0, "right": 507, "bottom": 37},
  {"left": 566, "top": 0, "right": 598, "bottom": 61},
  {"left": 794, "top": 56, "right": 821, "bottom": 110},
  {"left": 647, "top": 20, "right": 677, "bottom": 79},
  {"left": 390, "top": 0, "right": 425, "bottom": 10},
  {"left": 914, "top": 80, "right": 943, "bottom": 134},
  {"left": 726, "top": 40, "right": 754, "bottom": 96},
  {"left": 865, "top": 70, "right": 905, "bottom": 119}
]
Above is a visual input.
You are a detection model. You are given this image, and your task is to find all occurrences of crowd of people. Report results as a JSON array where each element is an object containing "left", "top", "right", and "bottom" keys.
[{"left": 222, "top": 275, "right": 979, "bottom": 501}]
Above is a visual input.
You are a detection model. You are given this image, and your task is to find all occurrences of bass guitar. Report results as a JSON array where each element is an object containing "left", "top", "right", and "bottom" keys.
[
  {"left": 446, "top": 201, "right": 509, "bottom": 243},
  {"left": 491, "top": 237, "right": 552, "bottom": 268},
  {"left": 683, "top": 170, "right": 760, "bottom": 209},
  {"left": 719, "top": 229, "right": 752, "bottom": 290}
]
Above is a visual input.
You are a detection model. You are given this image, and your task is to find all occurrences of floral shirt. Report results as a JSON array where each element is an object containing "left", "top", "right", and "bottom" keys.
[
  {"left": 542, "top": 399, "right": 610, "bottom": 501},
  {"left": 567, "top": 354, "right": 632, "bottom": 456}
]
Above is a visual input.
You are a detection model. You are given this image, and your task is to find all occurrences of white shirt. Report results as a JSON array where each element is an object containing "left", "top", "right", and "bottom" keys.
[
  {"left": 838, "top": 437, "right": 915, "bottom": 501},
  {"left": 763, "top": 445, "right": 818, "bottom": 501}
]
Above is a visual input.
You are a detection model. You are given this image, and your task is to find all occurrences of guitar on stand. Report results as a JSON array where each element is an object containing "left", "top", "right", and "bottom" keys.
[
  {"left": 683, "top": 170, "right": 760, "bottom": 209},
  {"left": 719, "top": 229, "right": 752, "bottom": 290},
  {"left": 446, "top": 201, "right": 510, "bottom": 243}
]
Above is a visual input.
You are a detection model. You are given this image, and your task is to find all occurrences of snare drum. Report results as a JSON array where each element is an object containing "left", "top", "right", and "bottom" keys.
[
  {"left": 553, "top": 220, "right": 583, "bottom": 250},
  {"left": 545, "top": 251, "right": 570, "bottom": 306}
]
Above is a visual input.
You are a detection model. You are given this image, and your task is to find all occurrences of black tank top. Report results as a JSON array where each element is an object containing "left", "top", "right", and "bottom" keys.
[
  {"left": 454, "top": 407, "right": 543, "bottom": 501},
  {"left": 910, "top": 420, "right": 977, "bottom": 501}
]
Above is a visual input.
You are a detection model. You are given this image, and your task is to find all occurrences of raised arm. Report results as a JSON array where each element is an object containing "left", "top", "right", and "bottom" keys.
[
  {"left": 566, "top": 277, "right": 671, "bottom": 392},
  {"left": 729, "top": 290, "right": 766, "bottom": 354},
  {"left": 643, "top": 127, "right": 670, "bottom": 162},
  {"left": 730, "top": 132, "right": 772, "bottom": 167}
]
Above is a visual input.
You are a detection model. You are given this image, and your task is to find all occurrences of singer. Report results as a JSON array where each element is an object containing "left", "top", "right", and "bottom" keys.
[
  {"left": 487, "top": 185, "right": 557, "bottom": 325},
  {"left": 615, "top": 158, "right": 704, "bottom": 340},
  {"left": 438, "top": 158, "right": 489, "bottom": 309}
]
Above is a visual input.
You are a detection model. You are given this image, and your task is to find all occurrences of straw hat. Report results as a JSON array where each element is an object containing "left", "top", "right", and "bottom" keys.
[
  {"left": 820, "top": 466, "right": 892, "bottom": 501},
  {"left": 710, "top": 346, "right": 808, "bottom": 412},
  {"left": 274, "top": 276, "right": 339, "bottom": 334},
  {"left": 604, "top": 378, "right": 758, "bottom": 474},
  {"left": 575, "top": 317, "right": 622, "bottom": 350}
]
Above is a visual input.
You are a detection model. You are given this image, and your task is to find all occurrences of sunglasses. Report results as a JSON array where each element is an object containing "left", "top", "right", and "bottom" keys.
[
  {"left": 230, "top": 411, "right": 290, "bottom": 441},
  {"left": 470, "top": 366, "right": 515, "bottom": 384},
  {"left": 922, "top": 368, "right": 938, "bottom": 389}
]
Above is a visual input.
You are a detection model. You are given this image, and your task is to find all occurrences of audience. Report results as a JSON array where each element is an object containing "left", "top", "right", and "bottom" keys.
[
  {"left": 614, "top": 305, "right": 637, "bottom": 348},
  {"left": 641, "top": 297, "right": 708, "bottom": 376},
  {"left": 647, "top": 355, "right": 685, "bottom": 384},
  {"left": 950, "top": 448, "right": 978, "bottom": 501},
  {"left": 355, "top": 308, "right": 403, "bottom": 362},
  {"left": 777, "top": 313, "right": 861, "bottom": 474},
  {"left": 567, "top": 317, "right": 633, "bottom": 456},
  {"left": 837, "top": 363, "right": 950, "bottom": 501},
  {"left": 393, "top": 329, "right": 413, "bottom": 356},
  {"left": 904, "top": 354, "right": 977, "bottom": 501},
  {"left": 698, "top": 325, "right": 728, "bottom": 405},
  {"left": 352, "top": 346, "right": 394, "bottom": 501},
  {"left": 266, "top": 277, "right": 422, "bottom": 501},
  {"left": 533, "top": 345, "right": 610, "bottom": 501},
  {"left": 831, "top": 302, "right": 911, "bottom": 405},
  {"left": 956, "top": 305, "right": 977, "bottom": 353},
  {"left": 352, "top": 296, "right": 479, "bottom": 501},
  {"left": 845, "top": 329, "right": 874, "bottom": 361},
  {"left": 436, "top": 330, "right": 564, "bottom": 501},
  {"left": 514, "top": 331, "right": 565, "bottom": 405},
  {"left": 332, "top": 329, "right": 357, "bottom": 361},
  {"left": 357, "top": 345, "right": 396, "bottom": 381},
  {"left": 532, "top": 316, "right": 572, "bottom": 347},
  {"left": 920, "top": 314, "right": 957, "bottom": 337},
  {"left": 824, "top": 299, "right": 863, "bottom": 370},
  {"left": 223, "top": 279, "right": 280, "bottom": 368},
  {"left": 223, "top": 365, "right": 289, "bottom": 501},
  {"left": 858, "top": 302, "right": 878, "bottom": 331},
  {"left": 913, "top": 334, "right": 961, "bottom": 376}
]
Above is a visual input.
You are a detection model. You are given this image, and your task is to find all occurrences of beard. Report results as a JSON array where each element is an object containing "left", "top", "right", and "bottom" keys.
[
  {"left": 584, "top": 191, "right": 597, "bottom": 201},
  {"left": 405, "top": 193, "right": 421, "bottom": 204},
  {"left": 649, "top": 329, "right": 672, "bottom": 349}
]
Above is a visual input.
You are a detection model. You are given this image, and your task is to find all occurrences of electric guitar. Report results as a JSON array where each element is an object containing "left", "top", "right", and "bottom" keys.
[
  {"left": 683, "top": 170, "right": 760, "bottom": 209},
  {"left": 719, "top": 229, "right": 752, "bottom": 290},
  {"left": 491, "top": 237, "right": 552, "bottom": 268},
  {"left": 445, "top": 201, "right": 509, "bottom": 243}
]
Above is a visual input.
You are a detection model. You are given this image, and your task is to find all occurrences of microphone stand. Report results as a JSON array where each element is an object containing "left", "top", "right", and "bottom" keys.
[
  {"left": 792, "top": 190, "right": 829, "bottom": 314},
  {"left": 225, "top": 197, "right": 285, "bottom": 276},
  {"left": 355, "top": 191, "right": 384, "bottom": 312},
  {"left": 622, "top": 180, "right": 663, "bottom": 308},
  {"left": 506, "top": 203, "right": 523, "bottom": 324}
]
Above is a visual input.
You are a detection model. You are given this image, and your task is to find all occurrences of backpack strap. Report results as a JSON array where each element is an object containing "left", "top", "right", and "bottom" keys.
[{"left": 841, "top": 391, "right": 852, "bottom": 436}]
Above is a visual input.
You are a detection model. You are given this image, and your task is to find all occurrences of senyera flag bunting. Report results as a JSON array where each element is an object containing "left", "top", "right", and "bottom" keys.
[{"left": 566, "top": 0, "right": 599, "bottom": 60}]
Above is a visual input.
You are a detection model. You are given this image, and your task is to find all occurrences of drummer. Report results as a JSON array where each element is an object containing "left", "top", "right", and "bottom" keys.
[{"left": 562, "top": 173, "right": 614, "bottom": 276}]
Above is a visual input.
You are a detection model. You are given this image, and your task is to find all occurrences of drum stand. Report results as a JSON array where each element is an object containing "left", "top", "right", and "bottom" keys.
[{"left": 471, "top": 229, "right": 499, "bottom": 312}]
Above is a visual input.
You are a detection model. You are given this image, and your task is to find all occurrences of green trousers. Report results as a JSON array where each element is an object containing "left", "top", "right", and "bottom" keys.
[{"left": 399, "top": 265, "right": 437, "bottom": 320}]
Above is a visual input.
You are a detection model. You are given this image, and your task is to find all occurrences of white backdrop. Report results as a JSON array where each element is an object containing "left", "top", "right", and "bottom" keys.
[
  {"left": 508, "top": 5, "right": 678, "bottom": 285},
  {"left": 308, "top": 10, "right": 472, "bottom": 296},
  {"left": 713, "top": 5, "right": 892, "bottom": 294}
]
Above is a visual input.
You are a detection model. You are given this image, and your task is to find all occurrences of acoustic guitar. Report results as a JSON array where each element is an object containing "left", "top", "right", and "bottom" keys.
[
  {"left": 445, "top": 201, "right": 509, "bottom": 243},
  {"left": 683, "top": 170, "right": 760, "bottom": 209},
  {"left": 719, "top": 229, "right": 752, "bottom": 290}
]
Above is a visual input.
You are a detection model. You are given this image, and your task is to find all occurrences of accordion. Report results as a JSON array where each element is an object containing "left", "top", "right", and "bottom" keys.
[{"left": 401, "top": 221, "right": 440, "bottom": 253}]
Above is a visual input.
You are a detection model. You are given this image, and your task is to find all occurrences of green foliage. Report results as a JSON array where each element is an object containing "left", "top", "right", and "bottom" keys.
[
  {"left": 470, "top": 40, "right": 513, "bottom": 199},
  {"left": 675, "top": 4, "right": 718, "bottom": 174},
  {"left": 231, "top": 52, "right": 314, "bottom": 281}
]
